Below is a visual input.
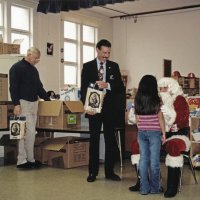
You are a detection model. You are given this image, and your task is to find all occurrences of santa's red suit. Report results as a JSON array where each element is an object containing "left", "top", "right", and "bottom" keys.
[
  {"left": 158, "top": 78, "right": 190, "bottom": 167},
  {"left": 129, "top": 78, "right": 190, "bottom": 198}
]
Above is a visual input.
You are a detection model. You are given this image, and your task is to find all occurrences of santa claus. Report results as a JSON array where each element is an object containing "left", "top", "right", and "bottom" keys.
[{"left": 129, "top": 77, "right": 190, "bottom": 198}]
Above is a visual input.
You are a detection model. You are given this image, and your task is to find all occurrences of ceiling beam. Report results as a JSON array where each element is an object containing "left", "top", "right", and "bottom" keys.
[
  {"left": 110, "top": 4, "right": 200, "bottom": 19},
  {"left": 99, "top": 5, "right": 129, "bottom": 15}
]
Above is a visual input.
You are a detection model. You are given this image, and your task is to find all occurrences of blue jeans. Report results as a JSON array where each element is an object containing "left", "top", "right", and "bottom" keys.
[{"left": 138, "top": 130, "right": 162, "bottom": 194}]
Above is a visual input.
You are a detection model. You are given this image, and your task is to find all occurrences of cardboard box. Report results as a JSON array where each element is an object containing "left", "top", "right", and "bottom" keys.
[
  {"left": 192, "top": 132, "right": 200, "bottom": 141},
  {"left": 0, "top": 102, "right": 14, "bottom": 129},
  {"left": 34, "top": 132, "right": 52, "bottom": 162},
  {"left": 0, "top": 43, "right": 3, "bottom": 54},
  {"left": 0, "top": 104, "right": 7, "bottom": 129},
  {"left": 37, "top": 101, "right": 84, "bottom": 129},
  {"left": 0, "top": 134, "right": 18, "bottom": 164},
  {"left": 0, "top": 74, "right": 8, "bottom": 101},
  {"left": 41, "top": 137, "right": 89, "bottom": 169},
  {"left": 0, "top": 43, "right": 20, "bottom": 54},
  {"left": 35, "top": 131, "right": 52, "bottom": 144},
  {"left": 0, "top": 133, "right": 50, "bottom": 164}
]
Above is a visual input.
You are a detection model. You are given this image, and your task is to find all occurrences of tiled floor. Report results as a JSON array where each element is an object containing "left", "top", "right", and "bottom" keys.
[{"left": 0, "top": 160, "right": 199, "bottom": 200}]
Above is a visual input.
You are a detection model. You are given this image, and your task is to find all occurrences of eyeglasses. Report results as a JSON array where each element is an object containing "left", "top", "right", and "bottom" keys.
[{"left": 31, "top": 54, "right": 40, "bottom": 62}]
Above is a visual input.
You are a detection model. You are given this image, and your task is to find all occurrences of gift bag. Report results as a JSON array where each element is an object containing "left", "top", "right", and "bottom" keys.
[
  {"left": 84, "top": 84, "right": 105, "bottom": 113},
  {"left": 128, "top": 107, "right": 136, "bottom": 125},
  {"left": 9, "top": 116, "right": 26, "bottom": 139}
]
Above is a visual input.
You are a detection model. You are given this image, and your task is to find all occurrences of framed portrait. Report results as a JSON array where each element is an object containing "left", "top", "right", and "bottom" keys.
[
  {"left": 47, "top": 42, "right": 54, "bottom": 55},
  {"left": 84, "top": 87, "right": 105, "bottom": 113}
]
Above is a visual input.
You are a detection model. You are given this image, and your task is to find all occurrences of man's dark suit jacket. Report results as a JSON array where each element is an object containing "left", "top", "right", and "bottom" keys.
[{"left": 80, "top": 59, "right": 125, "bottom": 115}]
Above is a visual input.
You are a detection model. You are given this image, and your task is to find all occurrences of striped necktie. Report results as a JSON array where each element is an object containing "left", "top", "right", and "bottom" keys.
[{"left": 98, "top": 62, "right": 104, "bottom": 81}]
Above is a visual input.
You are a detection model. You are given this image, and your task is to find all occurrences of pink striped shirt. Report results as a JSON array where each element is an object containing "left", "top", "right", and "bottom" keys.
[{"left": 137, "top": 114, "right": 161, "bottom": 131}]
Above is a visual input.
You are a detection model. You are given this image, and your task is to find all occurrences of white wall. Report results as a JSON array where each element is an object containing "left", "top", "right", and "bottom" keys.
[
  {"left": 34, "top": 12, "right": 61, "bottom": 93},
  {"left": 113, "top": 9, "right": 200, "bottom": 89},
  {"left": 34, "top": 9, "right": 113, "bottom": 93}
]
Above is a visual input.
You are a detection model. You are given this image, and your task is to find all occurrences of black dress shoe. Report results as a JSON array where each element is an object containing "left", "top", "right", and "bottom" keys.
[
  {"left": 106, "top": 174, "right": 121, "bottom": 181},
  {"left": 129, "top": 179, "right": 140, "bottom": 191},
  {"left": 129, "top": 185, "right": 140, "bottom": 192},
  {"left": 28, "top": 160, "right": 42, "bottom": 169},
  {"left": 87, "top": 175, "right": 96, "bottom": 182},
  {"left": 17, "top": 162, "right": 32, "bottom": 169}
]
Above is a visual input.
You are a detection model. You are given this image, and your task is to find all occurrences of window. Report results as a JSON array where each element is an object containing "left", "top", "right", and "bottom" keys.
[
  {"left": 0, "top": 2, "right": 3, "bottom": 39},
  {"left": 11, "top": 5, "right": 31, "bottom": 54},
  {"left": 82, "top": 25, "right": 96, "bottom": 63},
  {"left": 63, "top": 21, "right": 97, "bottom": 87},
  {"left": 11, "top": 6, "right": 29, "bottom": 31},
  {"left": 0, "top": 1, "right": 33, "bottom": 54},
  {"left": 0, "top": 2, "right": 2, "bottom": 25},
  {"left": 63, "top": 21, "right": 78, "bottom": 85},
  {"left": 64, "top": 42, "right": 77, "bottom": 63}
]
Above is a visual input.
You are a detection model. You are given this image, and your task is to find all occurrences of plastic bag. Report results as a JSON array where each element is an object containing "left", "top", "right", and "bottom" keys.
[{"left": 128, "top": 106, "right": 136, "bottom": 125}]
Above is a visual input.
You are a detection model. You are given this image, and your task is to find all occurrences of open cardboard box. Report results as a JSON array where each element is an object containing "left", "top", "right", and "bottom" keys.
[
  {"left": 37, "top": 101, "right": 84, "bottom": 129},
  {"left": 41, "top": 136, "right": 89, "bottom": 169}
]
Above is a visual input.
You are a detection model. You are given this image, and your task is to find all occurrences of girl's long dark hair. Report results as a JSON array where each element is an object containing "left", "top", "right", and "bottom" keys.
[{"left": 134, "top": 75, "right": 160, "bottom": 115}]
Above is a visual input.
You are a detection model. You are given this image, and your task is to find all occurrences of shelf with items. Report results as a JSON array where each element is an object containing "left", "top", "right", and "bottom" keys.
[
  {"left": 190, "top": 117, "right": 200, "bottom": 157},
  {"left": 177, "top": 76, "right": 199, "bottom": 96}
]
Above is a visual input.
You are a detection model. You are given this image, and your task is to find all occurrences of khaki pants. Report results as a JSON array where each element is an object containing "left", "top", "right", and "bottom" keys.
[{"left": 17, "top": 100, "right": 38, "bottom": 165}]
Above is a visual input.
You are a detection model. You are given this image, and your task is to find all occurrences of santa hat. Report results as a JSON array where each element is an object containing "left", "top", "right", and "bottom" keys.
[{"left": 157, "top": 77, "right": 183, "bottom": 98}]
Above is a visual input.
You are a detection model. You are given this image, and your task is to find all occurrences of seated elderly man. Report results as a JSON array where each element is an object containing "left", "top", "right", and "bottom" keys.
[{"left": 129, "top": 77, "right": 190, "bottom": 198}]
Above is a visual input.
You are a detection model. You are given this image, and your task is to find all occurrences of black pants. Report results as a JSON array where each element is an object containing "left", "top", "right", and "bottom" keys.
[{"left": 88, "top": 113, "right": 117, "bottom": 177}]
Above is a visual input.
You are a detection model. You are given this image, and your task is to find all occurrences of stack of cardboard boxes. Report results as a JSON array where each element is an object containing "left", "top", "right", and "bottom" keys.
[
  {"left": 0, "top": 43, "right": 20, "bottom": 54},
  {"left": 0, "top": 76, "right": 89, "bottom": 168},
  {"left": 0, "top": 73, "right": 15, "bottom": 164},
  {"left": 0, "top": 73, "right": 13, "bottom": 129},
  {"left": 36, "top": 100, "right": 89, "bottom": 169}
]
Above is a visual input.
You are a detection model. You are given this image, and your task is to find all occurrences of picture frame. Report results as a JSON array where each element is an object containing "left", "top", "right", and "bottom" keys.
[{"left": 47, "top": 42, "right": 54, "bottom": 55}]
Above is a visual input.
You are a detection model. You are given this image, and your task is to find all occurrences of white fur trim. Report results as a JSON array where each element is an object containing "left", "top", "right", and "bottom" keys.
[
  {"left": 158, "top": 78, "right": 183, "bottom": 97},
  {"left": 165, "top": 109, "right": 176, "bottom": 127},
  {"left": 165, "top": 154, "right": 183, "bottom": 167},
  {"left": 131, "top": 154, "right": 140, "bottom": 165},
  {"left": 166, "top": 135, "right": 191, "bottom": 151}
]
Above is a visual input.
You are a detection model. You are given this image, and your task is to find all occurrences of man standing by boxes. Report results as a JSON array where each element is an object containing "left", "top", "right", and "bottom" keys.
[
  {"left": 81, "top": 39, "right": 124, "bottom": 182},
  {"left": 9, "top": 47, "right": 50, "bottom": 169}
]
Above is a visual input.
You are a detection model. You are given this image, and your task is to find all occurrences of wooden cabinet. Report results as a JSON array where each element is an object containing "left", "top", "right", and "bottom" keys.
[{"left": 190, "top": 117, "right": 200, "bottom": 156}]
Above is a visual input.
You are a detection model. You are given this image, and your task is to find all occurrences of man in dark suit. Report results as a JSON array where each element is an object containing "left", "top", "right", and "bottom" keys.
[{"left": 81, "top": 39, "right": 124, "bottom": 182}]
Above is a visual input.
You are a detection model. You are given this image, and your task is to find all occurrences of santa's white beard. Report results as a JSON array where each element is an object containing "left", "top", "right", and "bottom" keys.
[
  {"left": 160, "top": 92, "right": 177, "bottom": 131},
  {"left": 160, "top": 92, "right": 174, "bottom": 108}
]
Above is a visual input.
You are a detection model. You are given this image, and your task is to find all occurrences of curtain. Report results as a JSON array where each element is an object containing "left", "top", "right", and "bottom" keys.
[{"left": 37, "top": 0, "right": 135, "bottom": 14}]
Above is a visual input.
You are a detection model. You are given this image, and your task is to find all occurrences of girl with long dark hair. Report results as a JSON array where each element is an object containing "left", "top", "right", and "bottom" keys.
[{"left": 134, "top": 75, "right": 165, "bottom": 195}]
